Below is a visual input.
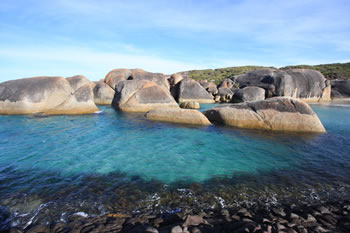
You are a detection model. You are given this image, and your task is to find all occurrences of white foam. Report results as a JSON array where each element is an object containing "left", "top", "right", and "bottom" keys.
[{"left": 73, "top": 212, "right": 88, "bottom": 217}]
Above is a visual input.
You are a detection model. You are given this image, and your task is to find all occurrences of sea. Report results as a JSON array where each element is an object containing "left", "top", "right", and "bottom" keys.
[{"left": 0, "top": 101, "right": 350, "bottom": 228}]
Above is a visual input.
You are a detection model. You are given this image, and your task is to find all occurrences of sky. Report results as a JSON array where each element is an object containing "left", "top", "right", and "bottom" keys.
[{"left": 0, "top": 0, "right": 349, "bottom": 82}]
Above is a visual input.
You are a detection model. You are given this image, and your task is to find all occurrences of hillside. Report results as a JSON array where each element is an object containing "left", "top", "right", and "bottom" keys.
[
  {"left": 180, "top": 66, "right": 274, "bottom": 84},
  {"left": 280, "top": 62, "right": 350, "bottom": 80},
  {"left": 180, "top": 63, "right": 350, "bottom": 84}
]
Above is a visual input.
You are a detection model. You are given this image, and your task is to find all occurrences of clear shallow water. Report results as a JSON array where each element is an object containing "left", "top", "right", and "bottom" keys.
[{"left": 0, "top": 103, "right": 350, "bottom": 227}]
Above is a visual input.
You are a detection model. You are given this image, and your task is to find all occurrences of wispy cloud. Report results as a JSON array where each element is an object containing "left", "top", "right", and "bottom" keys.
[{"left": 0, "top": 45, "right": 206, "bottom": 80}]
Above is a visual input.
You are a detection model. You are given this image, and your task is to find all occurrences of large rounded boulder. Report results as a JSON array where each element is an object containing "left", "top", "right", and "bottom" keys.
[
  {"left": 232, "top": 86, "right": 265, "bottom": 103},
  {"left": 112, "top": 80, "right": 178, "bottom": 112},
  {"left": 199, "top": 80, "right": 218, "bottom": 96},
  {"left": 130, "top": 70, "right": 170, "bottom": 90},
  {"left": 105, "top": 68, "right": 134, "bottom": 90},
  {"left": 173, "top": 78, "right": 215, "bottom": 103},
  {"left": 235, "top": 68, "right": 331, "bottom": 102},
  {"left": 203, "top": 97, "right": 326, "bottom": 133},
  {"left": 105, "top": 68, "right": 170, "bottom": 91},
  {"left": 0, "top": 76, "right": 98, "bottom": 115},
  {"left": 93, "top": 81, "right": 115, "bottom": 105},
  {"left": 218, "top": 79, "right": 235, "bottom": 89},
  {"left": 217, "top": 87, "right": 234, "bottom": 102},
  {"left": 331, "top": 80, "right": 350, "bottom": 98},
  {"left": 66, "top": 75, "right": 94, "bottom": 91},
  {"left": 46, "top": 83, "right": 98, "bottom": 115},
  {"left": 145, "top": 108, "right": 211, "bottom": 125}
]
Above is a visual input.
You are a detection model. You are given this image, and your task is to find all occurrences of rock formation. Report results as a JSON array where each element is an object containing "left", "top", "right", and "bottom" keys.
[
  {"left": 235, "top": 68, "right": 331, "bottom": 102},
  {"left": 203, "top": 97, "right": 326, "bottom": 133},
  {"left": 218, "top": 79, "right": 235, "bottom": 89},
  {"left": 232, "top": 86, "right": 265, "bottom": 103},
  {"left": 105, "top": 68, "right": 169, "bottom": 90},
  {"left": 66, "top": 75, "right": 94, "bottom": 91},
  {"left": 105, "top": 69, "right": 134, "bottom": 90},
  {"left": 0, "top": 76, "right": 98, "bottom": 115},
  {"left": 331, "top": 80, "right": 350, "bottom": 98},
  {"left": 180, "top": 101, "right": 200, "bottom": 109},
  {"left": 112, "top": 80, "right": 178, "bottom": 112},
  {"left": 172, "top": 78, "right": 215, "bottom": 103},
  {"left": 93, "top": 81, "right": 115, "bottom": 105}
]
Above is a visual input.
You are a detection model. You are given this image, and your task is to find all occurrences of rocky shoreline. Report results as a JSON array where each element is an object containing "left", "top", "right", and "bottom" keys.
[{"left": 4, "top": 200, "right": 350, "bottom": 233}]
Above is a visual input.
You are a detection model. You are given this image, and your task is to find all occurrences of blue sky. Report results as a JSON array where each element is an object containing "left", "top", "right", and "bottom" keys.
[{"left": 0, "top": 0, "right": 349, "bottom": 82}]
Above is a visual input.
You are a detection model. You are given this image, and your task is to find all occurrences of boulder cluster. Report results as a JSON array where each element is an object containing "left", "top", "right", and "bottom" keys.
[
  {"left": 0, "top": 75, "right": 98, "bottom": 115},
  {"left": 0, "top": 67, "right": 335, "bottom": 132}
]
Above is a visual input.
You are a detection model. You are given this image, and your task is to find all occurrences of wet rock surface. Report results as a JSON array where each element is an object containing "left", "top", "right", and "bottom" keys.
[{"left": 11, "top": 201, "right": 350, "bottom": 233}]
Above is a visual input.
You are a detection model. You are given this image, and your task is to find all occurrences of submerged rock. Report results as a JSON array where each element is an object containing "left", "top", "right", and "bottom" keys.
[
  {"left": 235, "top": 68, "right": 331, "bottom": 102},
  {"left": 203, "top": 97, "right": 326, "bottom": 133},
  {"left": 0, "top": 76, "right": 98, "bottom": 115},
  {"left": 145, "top": 108, "right": 211, "bottom": 125},
  {"left": 93, "top": 81, "right": 115, "bottom": 105},
  {"left": 112, "top": 80, "right": 178, "bottom": 112}
]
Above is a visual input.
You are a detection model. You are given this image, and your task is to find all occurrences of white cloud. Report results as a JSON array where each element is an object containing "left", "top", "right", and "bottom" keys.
[{"left": 0, "top": 46, "right": 206, "bottom": 81}]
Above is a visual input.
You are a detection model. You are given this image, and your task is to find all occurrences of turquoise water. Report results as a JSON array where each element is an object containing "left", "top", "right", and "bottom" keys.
[{"left": 0, "top": 103, "right": 350, "bottom": 227}]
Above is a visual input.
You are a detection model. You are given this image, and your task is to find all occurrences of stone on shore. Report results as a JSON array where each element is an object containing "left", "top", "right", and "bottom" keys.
[
  {"left": 112, "top": 80, "right": 178, "bottom": 112},
  {"left": 145, "top": 108, "right": 211, "bottom": 125},
  {"left": 235, "top": 68, "right": 331, "bottom": 102},
  {"left": 93, "top": 81, "right": 115, "bottom": 105},
  {"left": 173, "top": 78, "right": 215, "bottom": 103},
  {"left": 180, "top": 101, "right": 200, "bottom": 109},
  {"left": 203, "top": 97, "right": 326, "bottom": 133},
  {"left": 232, "top": 86, "right": 265, "bottom": 103},
  {"left": 0, "top": 76, "right": 98, "bottom": 115}
]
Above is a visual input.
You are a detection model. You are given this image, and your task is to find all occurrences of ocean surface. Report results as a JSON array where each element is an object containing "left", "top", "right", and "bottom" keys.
[{"left": 0, "top": 102, "right": 350, "bottom": 228}]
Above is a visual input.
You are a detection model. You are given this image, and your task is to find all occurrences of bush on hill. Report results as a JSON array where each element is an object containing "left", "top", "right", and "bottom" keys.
[{"left": 179, "top": 63, "right": 350, "bottom": 83}]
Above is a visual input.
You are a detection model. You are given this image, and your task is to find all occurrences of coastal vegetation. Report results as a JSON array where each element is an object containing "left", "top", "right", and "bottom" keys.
[
  {"left": 180, "top": 66, "right": 273, "bottom": 84},
  {"left": 181, "top": 62, "right": 350, "bottom": 84},
  {"left": 281, "top": 62, "right": 350, "bottom": 80}
]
